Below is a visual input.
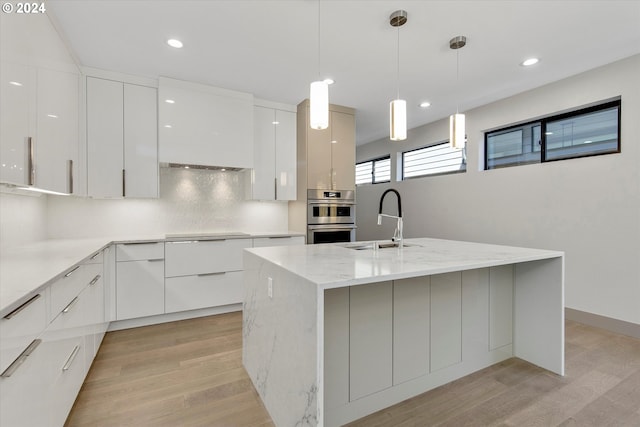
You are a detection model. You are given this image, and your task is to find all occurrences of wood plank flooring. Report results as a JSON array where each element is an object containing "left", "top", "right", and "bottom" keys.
[{"left": 66, "top": 313, "right": 640, "bottom": 427}]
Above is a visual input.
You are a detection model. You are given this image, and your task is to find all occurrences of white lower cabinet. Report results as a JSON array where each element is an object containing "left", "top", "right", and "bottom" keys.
[
  {"left": 164, "top": 239, "right": 251, "bottom": 313},
  {"left": 116, "top": 243, "right": 165, "bottom": 320},
  {"left": 0, "top": 250, "right": 106, "bottom": 427}
]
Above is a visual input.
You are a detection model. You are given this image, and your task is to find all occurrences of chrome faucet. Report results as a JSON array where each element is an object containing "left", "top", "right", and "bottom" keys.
[{"left": 377, "top": 188, "right": 403, "bottom": 248}]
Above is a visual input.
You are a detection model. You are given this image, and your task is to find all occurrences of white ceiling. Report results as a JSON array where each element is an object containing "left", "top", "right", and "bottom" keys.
[{"left": 47, "top": 0, "right": 640, "bottom": 145}]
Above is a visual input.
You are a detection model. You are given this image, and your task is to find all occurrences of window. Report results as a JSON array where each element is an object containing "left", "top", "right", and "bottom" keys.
[
  {"left": 485, "top": 99, "right": 620, "bottom": 169},
  {"left": 402, "top": 142, "right": 466, "bottom": 179},
  {"left": 355, "top": 156, "right": 391, "bottom": 185}
]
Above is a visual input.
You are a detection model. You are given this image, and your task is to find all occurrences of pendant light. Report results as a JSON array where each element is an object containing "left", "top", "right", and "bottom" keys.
[
  {"left": 309, "top": 0, "right": 328, "bottom": 130},
  {"left": 389, "top": 10, "right": 407, "bottom": 141},
  {"left": 449, "top": 35, "right": 466, "bottom": 149}
]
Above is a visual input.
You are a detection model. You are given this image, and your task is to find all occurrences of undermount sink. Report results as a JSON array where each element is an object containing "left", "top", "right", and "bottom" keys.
[{"left": 341, "top": 241, "right": 421, "bottom": 250}]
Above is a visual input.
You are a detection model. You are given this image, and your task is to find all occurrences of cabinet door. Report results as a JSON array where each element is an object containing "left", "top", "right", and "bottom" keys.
[
  {"left": 330, "top": 110, "right": 356, "bottom": 191},
  {"left": 158, "top": 78, "right": 253, "bottom": 169},
  {"left": 306, "top": 121, "right": 332, "bottom": 190},
  {"left": 0, "top": 62, "right": 35, "bottom": 186},
  {"left": 124, "top": 84, "right": 158, "bottom": 198},
  {"left": 251, "top": 106, "right": 276, "bottom": 200},
  {"left": 116, "top": 260, "right": 164, "bottom": 320},
  {"left": 275, "top": 109, "right": 297, "bottom": 200},
  {"left": 35, "top": 68, "right": 78, "bottom": 194},
  {"left": 87, "top": 77, "right": 124, "bottom": 198}
]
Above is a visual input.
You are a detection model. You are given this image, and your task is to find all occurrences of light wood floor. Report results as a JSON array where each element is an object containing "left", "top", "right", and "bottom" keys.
[{"left": 66, "top": 313, "right": 640, "bottom": 427}]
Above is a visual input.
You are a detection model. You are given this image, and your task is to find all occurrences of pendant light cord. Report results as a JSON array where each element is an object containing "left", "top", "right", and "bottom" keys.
[
  {"left": 456, "top": 48, "right": 459, "bottom": 114},
  {"left": 317, "top": 0, "right": 321, "bottom": 79},
  {"left": 396, "top": 23, "right": 400, "bottom": 100}
]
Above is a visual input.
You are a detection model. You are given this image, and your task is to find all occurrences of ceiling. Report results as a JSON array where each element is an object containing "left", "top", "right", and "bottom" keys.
[{"left": 47, "top": 0, "right": 640, "bottom": 146}]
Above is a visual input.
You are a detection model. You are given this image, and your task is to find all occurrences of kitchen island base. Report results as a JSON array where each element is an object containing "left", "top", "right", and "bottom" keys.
[{"left": 242, "top": 239, "right": 564, "bottom": 427}]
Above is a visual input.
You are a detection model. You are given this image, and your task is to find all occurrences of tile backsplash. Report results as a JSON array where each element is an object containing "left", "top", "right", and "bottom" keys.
[{"left": 45, "top": 167, "right": 289, "bottom": 239}]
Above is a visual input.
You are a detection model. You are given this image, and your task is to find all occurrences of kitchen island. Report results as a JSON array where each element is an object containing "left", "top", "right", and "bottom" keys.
[{"left": 242, "top": 238, "right": 564, "bottom": 427}]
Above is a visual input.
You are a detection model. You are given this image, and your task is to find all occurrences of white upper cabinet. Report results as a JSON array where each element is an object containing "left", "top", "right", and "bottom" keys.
[
  {"left": 0, "top": 12, "right": 79, "bottom": 193},
  {"left": 87, "top": 76, "right": 158, "bottom": 198},
  {"left": 246, "top": 102, "right": 296, "bottom": 201},
  {"left": 158, "top": 77, "right": 253, "bottom": 169}
]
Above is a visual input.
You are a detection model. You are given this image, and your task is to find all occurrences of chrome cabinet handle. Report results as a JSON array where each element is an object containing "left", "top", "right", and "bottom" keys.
[
  {"left": 0, "top": 339, "right": 42, "bottom": 378},
  {"left": 89, "top": 274, "right": 101, "bottom": 286},
  {"left": 62, "top": 345, "right": 80, "bottom": 371},
  {"left": 68, "top": 159, "right": 74, "bottom": 194},
  {"left": 62, "top": 297, "right": 79, "bottom": 313},
  {"left": 3, "top": 294, "right": 41, "bottom": 320},
  {"left": 122, "top": 169, "right": 126, "bottom": 197},
  {"left": 123, "top": 242, "right": 160, "bottom": 246},
  {"left": 274, "top": 177, "right": 277, "bottom": 200},
  {"left": 147, "top": 259, "right": 164, "bottom": 262},
  {"left": 90, "top": 251, "right": 101, "bottom": 260},
  {"left": 64, "top": 265, "right": 80, "bottom": 277},
  {"left": 27, "top": 136, "right": 35, "bottom": 185},
  {"left": 197, "top": 271, "right": 226, "bottom": 277}
]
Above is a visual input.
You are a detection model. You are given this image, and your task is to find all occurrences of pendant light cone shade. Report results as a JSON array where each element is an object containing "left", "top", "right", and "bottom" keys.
[
  {"left": 450, "top": 113, "right": 466, "bottom": 149},
  {"left": 390, "top": 99, "right": 407, "bottom": 141},
  {"left": 310, "top": 80, "right": 329, "bottom": 130}
]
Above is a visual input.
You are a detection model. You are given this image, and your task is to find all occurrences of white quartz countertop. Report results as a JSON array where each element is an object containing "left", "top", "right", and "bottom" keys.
[
  {"left": 245, "top": 237, "right": 564, "bottom": 289},
  {"left": 0, "top": 231, "right": 303, "bottom": 314}
]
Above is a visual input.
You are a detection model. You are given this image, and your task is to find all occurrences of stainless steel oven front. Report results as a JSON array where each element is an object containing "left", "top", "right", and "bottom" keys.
[
  {"left": 307, "top": 189, "right": 356, "bottom": 243},
  {"left": 307, "top": 224, "right": 356, "bottom": 244}
]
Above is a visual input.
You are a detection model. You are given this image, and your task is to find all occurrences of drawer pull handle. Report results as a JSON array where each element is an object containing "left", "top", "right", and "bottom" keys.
[
  {"left": 89, "top": 274, "right": 101, "bottom": 286},
  {"left": 147, "top": 259, "right": 164, "bottom": 263},
  {"left": 0, "top": 339, "right": 42, "bottom": 378},
  {"left": 64, "top": 266, "right": 80, "bottom": 277},
  {"left": 3, "top": 294, "right": 41, "bottom": 320},
  {"left": 123, "top": 242, "right": 160, "bottom": 246},
  {"left": 90, "top": 251, "right": 101, "bottom": 260},
  {"left": 62, "top": 297, "right": 79, "bottom": 314},
  {"left": 168, "top": 240, "right": 199, "bottom": 244},
  {"left": 268, "top": 236, "right": 292, "bottom": 239},
  {"left": 62, "top": 345, "right": 80, "bottom": 372},
  {"left": 197, "top": 272, "right": 226, "bottom": 277}
]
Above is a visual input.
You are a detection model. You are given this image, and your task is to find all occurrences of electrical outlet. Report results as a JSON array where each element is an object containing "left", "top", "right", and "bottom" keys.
[{"left": 267, "top": 277, "right": 273, "bottom": 298}]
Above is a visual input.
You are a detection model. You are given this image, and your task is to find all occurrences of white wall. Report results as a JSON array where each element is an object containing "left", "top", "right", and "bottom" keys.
[
  {"left": 0, "top": 190, "right": 48, "bottom": 251},
  {"left": 46, "top": 167, "right": 289, "bottom": 239},
  {"left": 355, "top": 55, "right": 640, "bottom": 325}
]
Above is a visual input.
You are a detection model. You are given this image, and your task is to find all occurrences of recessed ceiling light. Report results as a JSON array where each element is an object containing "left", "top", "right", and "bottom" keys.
[
  {"left": 272, "top": 121, "right": 280, "bottom": 125},
  {"left": 323, "top": 78, "right": 335, "bottom": 85},
  {"left": 221, "top": 168, "right": 226, "bottom": 172},
  {"left": 419, "top": 101, "right": 431, "bottom": 108},
  {"left": 521, "top": 57, "right": 539, "bottom": 66},
  {"left": 165, "top": 99, "right": 175, "bottom": 104},
  {"left": 167, "top": 39, "right": 183, "bottom": 48},
  {"left": 47, "top": 114, "right": 58, "bottom": 118},
  {"left": 331, "top": 140, "right": 338, "bottom": 144},
  {"left": 164, "top": 124, "right": 172, "bottom": 128},
  {"left": 9, "top": 81, "right": 23, "bottom": 86}
]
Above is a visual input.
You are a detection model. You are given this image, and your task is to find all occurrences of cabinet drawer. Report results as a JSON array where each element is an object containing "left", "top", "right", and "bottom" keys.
[
  {"left": 85, "top": 249, "right": 104, "bottom": 264},
  {"left": 0, "top": 293, "right": 47, "bottom": 375},
  {"left": 253, "top": 236, "right": 305, "bottom": 248},
  {"left": 165, "top": 239, "right": 252, "bottom": 277},
  {"left": 50, "top": 263, "right": 102, "bottom": 318},
  {"left": 49, "top": 336, "right": 85, "bottom": 427},
  {"left": 116, "top": 242, "right": 164, "bottom": 261},
  {"left": 165, "top": 271, "right": 243, "bottom": 313}
]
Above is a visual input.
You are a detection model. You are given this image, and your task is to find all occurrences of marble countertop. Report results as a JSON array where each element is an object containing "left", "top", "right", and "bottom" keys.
[
  {"left": 245, "top": 237, "right": 564, "bottom": 289},
  {"left": 0, "top": 231, "right": 304, "bottom": 315}
]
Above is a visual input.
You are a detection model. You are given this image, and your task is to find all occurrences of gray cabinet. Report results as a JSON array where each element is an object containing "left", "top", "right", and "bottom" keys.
[{"left": 430, "top": 272, "right": 462, "bottom": 371}]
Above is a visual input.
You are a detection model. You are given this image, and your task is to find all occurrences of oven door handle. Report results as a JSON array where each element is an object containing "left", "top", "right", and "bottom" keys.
[
  {"left": 308, "top": 225, "right": 357, "bottom": 231},
  {"left": 308, "top": 201, "right": 356, "bottom": 206}
]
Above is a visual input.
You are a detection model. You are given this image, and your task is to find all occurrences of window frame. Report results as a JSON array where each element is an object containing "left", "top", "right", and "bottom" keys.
[
  {"left": 355, "top": 155, "right": 391, "bottom": 185},
  {"left": 401, "top": 141, "right": 467, "bottom": 181},
  {"left": 484, "top": 99, "right": 621, "bottom": 170}
]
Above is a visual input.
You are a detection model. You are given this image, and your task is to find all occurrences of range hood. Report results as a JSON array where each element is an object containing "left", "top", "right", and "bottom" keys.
[{"left": 160, "top": 162, "right": 245, "bottom": 172}]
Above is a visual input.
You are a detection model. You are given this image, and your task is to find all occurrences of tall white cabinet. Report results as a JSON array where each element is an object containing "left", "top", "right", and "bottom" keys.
[
  {"left": 0, "top": 12, "right": 79, "bottom": 194},
  {"left": 86, "top": 76, "right": 158, "bottom": 198},
  {"left": 246, "top": 101, "right": 297, "bottom": 201}
]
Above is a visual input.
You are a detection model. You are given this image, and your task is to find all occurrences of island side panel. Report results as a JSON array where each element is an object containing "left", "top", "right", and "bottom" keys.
[
  {"left": 514, "top": 256, "right": 565, "bottom": 375},
  {"left": 243, "top": 251, "right": 320, "bottom": 426}
]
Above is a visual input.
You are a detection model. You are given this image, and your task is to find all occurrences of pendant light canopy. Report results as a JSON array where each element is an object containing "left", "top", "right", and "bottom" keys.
[
  {"left": 310, "top": 0, "right": 328, "bottom": 130},
  {"left": 449, "top": 35, "right": 467, "bottom": 149},
  {"left": 389, "top": 10, "right": 407, "bottom": 141}
]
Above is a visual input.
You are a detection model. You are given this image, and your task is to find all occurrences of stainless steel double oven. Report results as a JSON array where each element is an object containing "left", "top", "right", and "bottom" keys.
[{"left": 307, "top": 189, "right": 356, "bottom": 244}]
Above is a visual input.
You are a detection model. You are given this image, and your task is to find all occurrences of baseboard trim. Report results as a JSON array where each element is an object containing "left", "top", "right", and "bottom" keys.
[
  {"left": 108, "top": 304, "right": 242, "bottom": 331},
  {"left": 565, "top": 308, "right": 640, "bottom": 339}
]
